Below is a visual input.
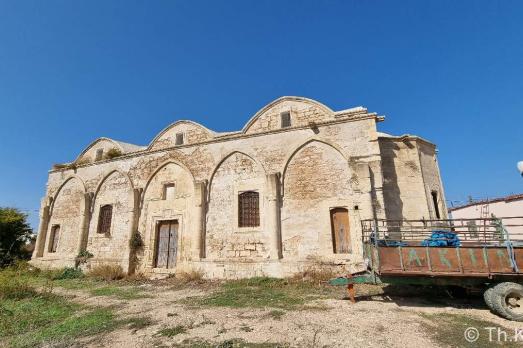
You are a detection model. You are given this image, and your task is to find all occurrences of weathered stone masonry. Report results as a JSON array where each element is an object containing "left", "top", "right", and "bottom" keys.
[{"left": 31, "top": 96, "right": 448, "bottom": 278}]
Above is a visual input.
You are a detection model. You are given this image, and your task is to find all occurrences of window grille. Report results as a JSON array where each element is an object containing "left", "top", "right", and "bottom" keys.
[
  {"left": 281, "top": 111, "right": 291, "bottom": 128},
  {"left": 238, "top": 191, "right": 260, "bottom": 227},
  {"left": 97, "top": 205, "right": 113, "bottom": 234},
  {"left": 175, "top": 133, "right": 184, "bottom": 145}
]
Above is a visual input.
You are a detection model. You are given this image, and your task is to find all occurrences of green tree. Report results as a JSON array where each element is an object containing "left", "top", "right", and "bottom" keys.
[{"left": 0, "top": 207, "right": 34, "bottom": 267}]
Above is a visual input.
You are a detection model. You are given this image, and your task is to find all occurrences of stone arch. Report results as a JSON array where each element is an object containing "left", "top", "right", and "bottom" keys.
[
  {"left": 137, "top": 161, "right": 196, "bottom": 272},
  {"left": 280, "top": 138, "right": 348, "bottom": 196},
  {"left": 147, "top": 120, "right": 215, "bottom": 150},
  {"left": 92, "top": 169, "right": 134, "bottom": 207},
  {"left": 50, "top": 175, "right": 86, "bottom": 214},
  {"left": 206, "top": 151, "right": 268, "bottom": 261},
  {"left": 207, "top": 151, "right": 266, "bottom": 202},
  {"left": 45, "top": 176, "right": 86, "bottom": 259},
  {"left": 281, "top": 140, "right": 352, "bottom": 259},
  {"left": 242, "top": 96, "right": 334, "bottom": 134},
  {"left": 87, "top": 170, "right": 135, "bottom": 268},
  {"left": 142, "top": 160, "right": 196, "bottom": 203}
]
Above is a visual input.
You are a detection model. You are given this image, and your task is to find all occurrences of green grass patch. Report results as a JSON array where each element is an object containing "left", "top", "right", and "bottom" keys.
[
  {"left": 420, "top": 312, "right": 520, "bottom": 348},
  {"left": 90, "top": 285, "right": 151, "bottom": 300},
  {"left": 184, "top": 277, "right": 332, "bottom": 310},
  {"left": 0, "top": 293, "right": 127, "bottom": 348},
  {"left": 157, "top": 325, "right": 187, "bottom": 337}
]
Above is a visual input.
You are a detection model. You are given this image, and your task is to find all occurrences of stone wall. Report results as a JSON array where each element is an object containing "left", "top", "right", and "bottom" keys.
[{"left": 31, "top": 96, "right": 446, "bottom": 278}]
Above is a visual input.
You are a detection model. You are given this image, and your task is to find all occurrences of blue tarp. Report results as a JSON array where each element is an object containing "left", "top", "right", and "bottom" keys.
[{"left": 421, "top": 230, "right": 461, "bottom": 247}]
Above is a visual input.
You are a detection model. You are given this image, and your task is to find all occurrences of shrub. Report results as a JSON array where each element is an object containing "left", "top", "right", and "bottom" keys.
[
  {"left": 129, "top": 232, "right": 143, "bottom": 250},
  {"left": 0, "top": 268, "right": 38, "bottom": 300},
  {"left": 52, "top": 267, "right": 84, "bottom": 280},
  {"left": 75, "top": 250, "right": 94, "bottom": 266},
  {"left": 176, "top": 269, "right": 204, "bottom": 283},
  {"left": 0, "top": 207, "right": 34, "bottom": 268},
  {"left": 105, "top": 148, "right": 122, "bottom": 159},
  {"left": 87, "top": 264, "right": 125, "bottom": 281}
]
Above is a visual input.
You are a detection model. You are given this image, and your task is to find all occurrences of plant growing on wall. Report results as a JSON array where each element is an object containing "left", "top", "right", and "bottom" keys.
[
  {"left": 75, "top": 250, "right": 94, "bottom": 267},
  {"left": 105, "top": 148, "right": 122, "bottom": 159}
]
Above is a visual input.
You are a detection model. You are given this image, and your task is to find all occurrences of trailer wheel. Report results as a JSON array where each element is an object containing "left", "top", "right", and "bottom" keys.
[
  {"left": 489, "top": 282, "right": 523, "bottom": 321},
  {"left": 483, "top": 286, "right": 497, "bottom": 313}
]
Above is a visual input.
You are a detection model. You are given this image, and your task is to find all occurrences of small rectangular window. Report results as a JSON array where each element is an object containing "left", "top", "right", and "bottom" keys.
[
  {"left": 281, "top": 111, "right": 291, "bottom": 128},
  {"left": 163, "top": 183, "right": 176, "bottom": 200},
  {"left": 95, "top": 148, "right": 104, "bottom": 161},
  {"left": 175, "top": 133, "right": 184, "bottom": 145},
  {"left": 97, "top": 205, "right": 113, "bottom": 234},
  {"left": 431, "top": 191, "right": 441, "bottom": 219},
  {"left": 49, "top": 225, "right": 60, "bottom": 253},
  {"left": 238, "top": 191, "right": 260, "bottom": 227}
]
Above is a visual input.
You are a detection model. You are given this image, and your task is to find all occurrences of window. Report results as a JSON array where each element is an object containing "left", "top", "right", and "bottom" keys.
[
  {"left": 238, "top": 191, "right": 260, "bottom": 227},
  {"left": 97, "top": 205, "right": 113, "bottom": 234},
  {"left": 431, "top": 191, "right": 441, "bottom": 219},
  {"left": 175, "top": 133, "right": 184, "bottom": 145},
  {"left": 49, "top": 225, "right": 60, "bottom": 253},
  {"left": 95, "top": 148, "right": 104, "bottom": 161},
  {"left": 281, "top": 111, "right": 291, "bottom": 128},
  {"left": 163, "top": 183, "right": 176, "bottom": 200}
]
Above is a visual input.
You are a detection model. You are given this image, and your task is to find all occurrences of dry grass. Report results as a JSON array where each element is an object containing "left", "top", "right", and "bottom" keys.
[
  {"left": 289, "top": 267, "right": 339, "bottom": 285},
  {"left": 87, "top": 264, "right": 125, "bottom": 281},
  {"left": 176, "top": 270, "right": 205, "bottom": 283}
]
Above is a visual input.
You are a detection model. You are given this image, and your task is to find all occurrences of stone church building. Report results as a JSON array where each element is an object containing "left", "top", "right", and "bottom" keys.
[{"left": 30, "top": 96, "right": 447, "bottom": 278}]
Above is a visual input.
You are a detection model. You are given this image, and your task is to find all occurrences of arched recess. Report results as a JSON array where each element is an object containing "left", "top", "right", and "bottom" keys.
[
  {"left": 206, "top": 151, "right": 266, "bottom": 202},
  {"left": 280, "top": 140, "right": 352, "bottom": 259},
  {"left": 45, "top": 176, "right": 86, "bottom": 258},
  {"left": 280, "top": 138, "right": 348, "bottom": 196},
  {"left": 206, "top": 151, "right": 268, "bottom": 260},
  {"left": 87, "top": 170, "right": 135, "bottom": 266},
  {"left": 241, "top": 96, "right": 334, "bottom": 134},
  {"left": 137, "top": 161, "right": 196, "bottom": 271}
]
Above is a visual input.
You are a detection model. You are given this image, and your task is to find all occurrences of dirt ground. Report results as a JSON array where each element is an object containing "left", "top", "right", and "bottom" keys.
[{"left": 47, "top": 281, "right": 521, "bottom": 348}]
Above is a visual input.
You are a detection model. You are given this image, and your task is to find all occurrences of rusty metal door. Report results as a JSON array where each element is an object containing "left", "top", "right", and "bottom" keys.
[
  {"left": 155, "top": 220, "right": 178, "bottom": 269},
  {"left": 331, "top": 208, "right": 350, "bottom": 253}
]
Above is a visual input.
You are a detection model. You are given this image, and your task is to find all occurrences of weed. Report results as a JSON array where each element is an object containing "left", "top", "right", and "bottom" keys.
[
  {"left": 52, "top": 267, "right": 84, "bottom": 280},
  {"left": 105, "top": 148, "right": 122, "bottom": 159},
  {"left": 87, "top": 264, "right": 125, "bottom": 281},
  {"left": 176, "top": 270, "right": 205, "bottom": 283},
  {"left": 126, "top": 316, "right": 155, "bottom": 331},
  {"left": 267, "top": 310, "right": 285, "bottom": 320},
  {"left": 174, "top": 338, "right": 288, "bottom": 348},
  {"left": 157, "top": 325, "right": 187, "bottom": 337},
  {"left": 240, "top": 325, "right": 253, "bottom": 332}
]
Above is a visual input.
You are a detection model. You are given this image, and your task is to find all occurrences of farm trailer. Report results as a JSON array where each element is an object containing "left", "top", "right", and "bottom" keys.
[{"left": 330, "top": 217, "right": 523, "bottom": 321}]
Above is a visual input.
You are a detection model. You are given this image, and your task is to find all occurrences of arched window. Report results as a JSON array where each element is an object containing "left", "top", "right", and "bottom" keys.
[
  {"left": 238, "top": 191, "right": 260, "bottom": 227},
  {"left": 97, "top": 204, "right": 113, "bottom": 235}
]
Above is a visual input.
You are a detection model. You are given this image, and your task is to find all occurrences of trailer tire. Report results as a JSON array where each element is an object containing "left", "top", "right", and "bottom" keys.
[
  {"left": 484, "top": 286, "right": 497, "bottom": 313},
  {"left": 490, "top": 282, "right": 523, "bottom": 321}
]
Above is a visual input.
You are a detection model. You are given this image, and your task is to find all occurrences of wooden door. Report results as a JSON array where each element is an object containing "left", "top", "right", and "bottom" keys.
[
  {"left": 155, "top": 220, "right": 179, "bottom": 269},
  {"left": 330, "top": 208, "right": 350, "bottom": 253}
]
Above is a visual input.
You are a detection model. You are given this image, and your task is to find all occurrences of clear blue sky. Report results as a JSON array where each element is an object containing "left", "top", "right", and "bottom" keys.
[{"left": 1, "top": 0, "right": 522, "bottom": 229}]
